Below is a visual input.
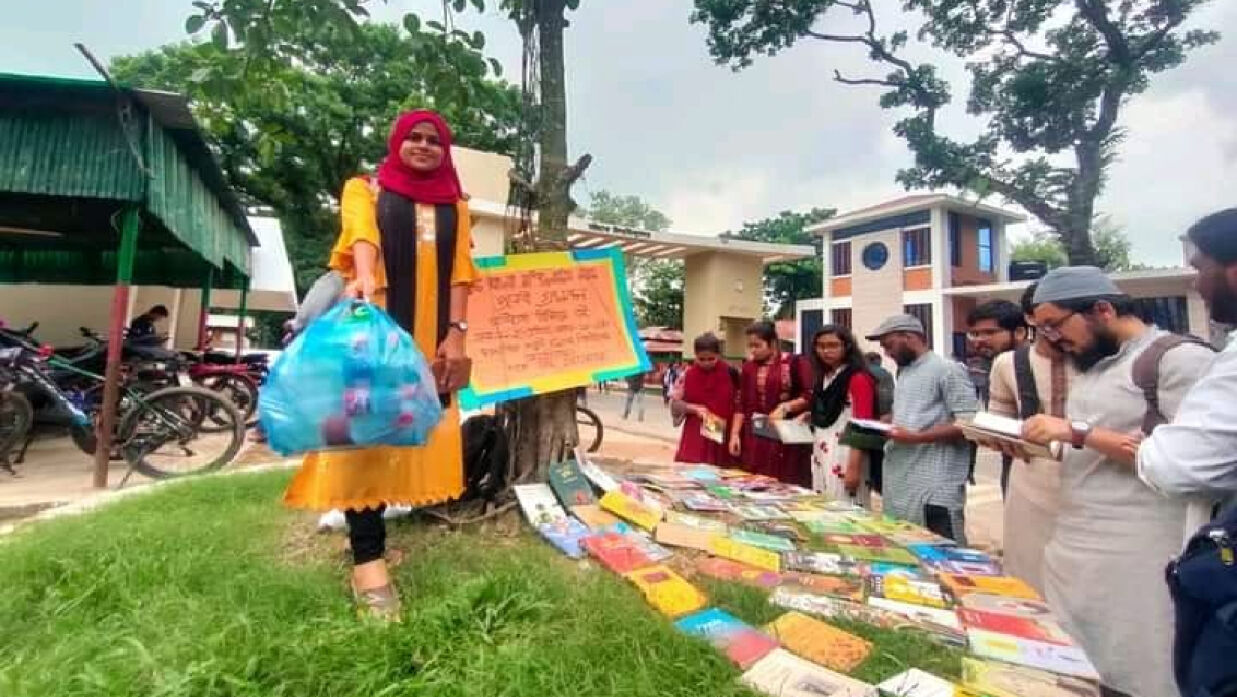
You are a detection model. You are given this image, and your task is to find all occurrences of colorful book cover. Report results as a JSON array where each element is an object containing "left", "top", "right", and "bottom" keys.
[
  {"left": 959, "top": 608, "right": 1075, "bottom": 645},
  {"left": 664, "top": 511, "right": 729, "bottom": 533},
  {"left": 780, "top": 574, "right": 867, "bottom": 602},
  {"left": 877, "top": 669, "right": 964, "bottom": 697},
  {"left": 743, "top": 521, "right": 808, "bottom": 542},
  {"left": 571, "top": 504, "right": 624, "bottom": 532},
  {"left": 883, "top": 528, "right": 960, "bottom": 546},
  {"left": 939, "top": 574, "right": 1041, "bottom": 601},
  {"left": 923, "top": 559, "right": 1004, "bottom": 576},
  {"left": 960, "top": 593, "right": 1055, "bottom": 620},
  {"left": 599, "top": 490, "right": 662, "bottom": 530},
  {"left": 548, "top": 458, "right": 598, "bottom": 507},
  {"left": 906, "top": 543, "right": 992, "bottom": 563},
  {"left": 782, "top": 551, "right": 862, "bottom": 577},
  {"left": 867, "top": 597, "right": 962, "bottom": 630},
  {"left": 803, "top": 519, "right": 866, "bottom": 534},
  {"left": 853, "top": 517, "right": 921, "bottom": 535},
  {"left": 868, "top": 562, "right": 927, "bottom": 579},
  {"left": 836, "top": 544, "right": 919, "bottom": 565},
  {"left": 646, "top": 473, "right": 702, "bottom": 490},
  {"left": 769, "top": 588, "right": 965, "bottom": 647},
  {"left": 674, "top": 608, "right": 780, "bottom": 670},
  {"left": 965, "top": 628, "right": 1099, "bottom": 680},
  {"left": 821, "top": 533, "right": 887, "bottom": 548},
  {"left": 709, "top": 536, "right": 782, "bottom": 572},
  {"left": 700, "top": 412, "right": 727, "bottom": 444},
  {"left": 574, "top": 450, "right": 619, "bottom": 492},
  {"left": 655, "top": 523, "right": 715, "bottom": 552},
  {"left": 628, "top": 532, "right": 674, "bottom": 562},
  {"left": 583, "top": 533, "right": 654, "bottom": 574},
  {"left": 678, "top": 466, "right": 722, "bottom": 482},
  {"left": 740, "top": 649, "right": 877, "bottom": 697},
  {"left": 732, "top": 504, "right": 790, "bottom": 521},
  {"left": 781, "top": 500, "right": 829, "bottom": 515},
  {"left": 764, "top": 612, "right": 873, "bottom": 673},
  {"left": 868, "top": 575, "right": 950, "bottom": 609},
  {"left": 961, "top": 657, "right": 1101, "bottom": 697},
  {"left": 696, "top": 558, "right": 782, "bottom": 588},
  {"left": 681, "top": 493, "right": 731, "bottom": 512},
  {"left": 536, "top": 517, "right": 591, "bottom": 558},
  {"left": 705, "top": 484, "right": 739, "bottom": 500},
  {"left": 514, "top": 484, "right": 569, "bottom": 525},
  {"left": 624, "top": 565, "right": 708, "bottom": 618},
  {"left": 730, "top": 529, "right": 797, "bottom": 553}
]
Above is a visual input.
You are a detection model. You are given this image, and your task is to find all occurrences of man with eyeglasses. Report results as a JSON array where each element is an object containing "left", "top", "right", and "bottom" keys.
[
  {"left": 1018, "top": 266, "right": 1212, "bottom": 697},
  {"left": 965, "top": 299, "right": 1030, "bottom": 497}
]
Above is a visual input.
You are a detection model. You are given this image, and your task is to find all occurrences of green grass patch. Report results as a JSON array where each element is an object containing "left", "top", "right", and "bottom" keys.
[{"left": 0, "top": 471, "right": 962, "bottom": 696}]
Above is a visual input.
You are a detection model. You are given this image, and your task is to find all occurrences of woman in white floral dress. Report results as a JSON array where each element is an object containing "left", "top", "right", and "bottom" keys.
[{"left": 803, "top": 325, "right": 880, "bottom": 506}]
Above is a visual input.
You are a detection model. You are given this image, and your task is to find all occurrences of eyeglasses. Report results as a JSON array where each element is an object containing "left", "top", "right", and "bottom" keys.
[
  {"left": 405, "top": 132, "right": 442, "bottom": 147},
  {"left": 966, "top": 328, "right": 1010, "bottom": 341},
  {"left": 1036, "top": 311, "right": 1077, "bottom": 340}
]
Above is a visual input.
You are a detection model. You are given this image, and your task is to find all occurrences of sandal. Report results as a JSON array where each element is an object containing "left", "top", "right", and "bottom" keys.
[{"left": 351, "top": 581, "right": 403, "bottom": 623}]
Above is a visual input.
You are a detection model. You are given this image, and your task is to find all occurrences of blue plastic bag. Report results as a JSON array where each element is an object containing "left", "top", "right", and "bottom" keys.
[{"left": 259, "top": 301, "right": 443, "bottom": 456}]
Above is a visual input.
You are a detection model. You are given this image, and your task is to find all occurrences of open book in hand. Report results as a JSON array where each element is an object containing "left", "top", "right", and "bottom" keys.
[
  {"left": 751, "top": 414, "right": 815, "bottom": 444},
  {"left": 960, "top": 412, "right": 1057, "bottom": 460}
]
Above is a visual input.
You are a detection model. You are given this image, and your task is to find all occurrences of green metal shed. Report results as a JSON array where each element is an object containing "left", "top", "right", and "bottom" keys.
[{"left": 0, "top": 72, "right": 258, "bottom": 487}]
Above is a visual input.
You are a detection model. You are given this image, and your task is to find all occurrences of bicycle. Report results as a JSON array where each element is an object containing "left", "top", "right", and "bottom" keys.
[
  {"left": 0, "top": 354, "right": 33, "bottom": 474},
  {"left": 0, "top": 342, "right": 245, "bottom": 482}
]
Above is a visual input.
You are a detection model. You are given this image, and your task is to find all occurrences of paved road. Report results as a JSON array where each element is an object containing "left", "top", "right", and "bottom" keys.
[{"left": 583, "top": 387, "right": 1007, "bottom": 551}]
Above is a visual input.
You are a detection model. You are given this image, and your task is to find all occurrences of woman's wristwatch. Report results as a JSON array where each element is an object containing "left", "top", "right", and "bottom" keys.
[{"left": 448, "top": 321, "right": 468, "bottom": 333}]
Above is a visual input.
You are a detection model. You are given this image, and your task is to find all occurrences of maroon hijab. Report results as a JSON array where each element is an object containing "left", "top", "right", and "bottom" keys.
[{"left": 376, "top": 110, "right": 463, "bottom": 205}]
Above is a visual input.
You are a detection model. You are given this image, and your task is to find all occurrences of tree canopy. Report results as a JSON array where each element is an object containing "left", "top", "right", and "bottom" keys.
[
  {"left": 587, "top": 190, "right": 673, "bottom": 232},
  {"left": 1010, "top": 215, "right": 1144, "bottom": 271},
  {"left": 690, "top": 0, "right": 1220, "bottom": 265},
  {"left": 730, "top": 208, "right": 834, "bottom": 318}
]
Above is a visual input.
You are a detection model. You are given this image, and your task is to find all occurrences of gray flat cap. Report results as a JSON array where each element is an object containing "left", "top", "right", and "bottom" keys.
[
  {"left": 865, "top": 314, "right": 926, "bottom": 340},
  {"left": 1032, "top": 266, "right": 1122, "bottom": 305}
]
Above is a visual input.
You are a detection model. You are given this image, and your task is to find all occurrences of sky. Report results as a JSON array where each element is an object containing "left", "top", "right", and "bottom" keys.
[{"left": 2, "top": 1, "right": 1235, "bottom": 266}]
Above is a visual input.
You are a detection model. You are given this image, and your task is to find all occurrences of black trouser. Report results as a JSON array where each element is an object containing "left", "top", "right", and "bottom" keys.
[
  {"left": 345, "top": 506, "right": 387, "bottom": 566},
  {"left": 1099, "top": 686, "right": 1131, "bottom": 697},
  {"left": 924, "top": 503, "right": 962, "bottom": 544},
  {"left": 867, "top": 450, "right": 884, "bottom": 494},
  {"left": 1000, "top": 454, "right": 1013, "bottom": 500}
]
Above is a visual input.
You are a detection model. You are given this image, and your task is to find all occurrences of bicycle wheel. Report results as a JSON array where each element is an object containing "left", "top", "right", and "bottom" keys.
[
  {"left": 199, "top": 375, "right": 258, "bottom": 432},
  {"left": 117, "top": 386, "right": 244, "bottom": 479},
  {"left": 0, "top": 391, "right": 33, "bottom": 460},
  {"left": 576, "top": 406, "right": 603, "bottom": 453}
]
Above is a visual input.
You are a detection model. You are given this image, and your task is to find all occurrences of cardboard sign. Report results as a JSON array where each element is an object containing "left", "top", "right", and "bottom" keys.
[{"left": 460, "top": 248, "right": 650, "bottom": 409}]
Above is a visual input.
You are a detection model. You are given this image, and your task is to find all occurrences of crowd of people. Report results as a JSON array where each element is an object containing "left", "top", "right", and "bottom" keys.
[{"left": 666, "top": 208, "right": 1237, "bottom": 697}]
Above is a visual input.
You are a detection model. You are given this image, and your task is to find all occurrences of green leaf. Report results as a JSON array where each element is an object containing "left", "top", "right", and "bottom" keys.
[
  {"left": 211, "top": 22, "right": 229, "bottom": 50},
  {"left": 402, "top": 13, "right": 421, "bottom": 34},
  {"left": 487, "top": 57, "right": 503, "bottom": 77},
  {"left": 185, "top": 15, "right": 207, "bottom": 34},
  {"left": 470, "top": 0, "right": 485, "bottom": 11},
  {"left": 472, "top": 30, "right": 486, "bottom": 50},
  {"left": 427, "top": 20, "right": 446, "bottom": 32},
  {"left": 452, "top": 0, "right": 467, "bottom": 12}
]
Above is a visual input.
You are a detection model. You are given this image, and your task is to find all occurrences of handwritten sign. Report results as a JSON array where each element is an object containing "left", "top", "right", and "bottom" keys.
[{"left": 460, "top": 247, "right": 650, "bottom": 409}]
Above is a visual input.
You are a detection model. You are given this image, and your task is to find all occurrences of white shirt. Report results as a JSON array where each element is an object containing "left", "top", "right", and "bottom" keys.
[{"left": 1137, "top": 330, "right": 1237, "bottom": 534}]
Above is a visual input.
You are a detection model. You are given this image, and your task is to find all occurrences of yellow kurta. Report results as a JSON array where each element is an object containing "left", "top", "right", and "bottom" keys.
[{"left": 283, "top": 176, "right": 478, "bottom": 511}]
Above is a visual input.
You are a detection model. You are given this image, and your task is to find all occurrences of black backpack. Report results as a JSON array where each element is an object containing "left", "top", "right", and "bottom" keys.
[
  {"left": 1167, "top": 505, "right": 1237, "bottom": 697},
  {"left": 460, "top": 415, "right": 509, "bottom": 502}
]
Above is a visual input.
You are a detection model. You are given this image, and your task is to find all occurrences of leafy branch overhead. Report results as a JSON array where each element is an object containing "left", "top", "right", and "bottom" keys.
[{"left": 690, "top": 0, "right": 1220, "bottom": 265}]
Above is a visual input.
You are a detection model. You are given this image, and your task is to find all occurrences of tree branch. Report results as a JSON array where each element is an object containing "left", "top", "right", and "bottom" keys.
[
  {"left": 833, "top": 69, "right": 896, "bottom": 88},
  {"left": 986, "top": 28, "right": 1060, "bottom": 63},
  {"left": 557, "top": 153, "right": 593, "bottom": 188},
  {"left": 982, "top": 176, "right": 1065, "bottom": 230},
  {"left": 1075, "top": 0, "right": 1132, "bottom": 64}
]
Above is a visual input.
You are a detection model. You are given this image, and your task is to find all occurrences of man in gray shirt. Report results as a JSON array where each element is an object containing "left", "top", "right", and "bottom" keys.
[
  {"left": 867, "top": 314, "right": 979, "bottom": 544},
  {"left": 1021, "top": 266, "right": 1212, "bottom": 697}
]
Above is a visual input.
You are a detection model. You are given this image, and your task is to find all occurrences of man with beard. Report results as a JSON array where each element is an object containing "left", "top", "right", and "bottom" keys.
[
  {"left": 1137, "top": 209, "right": 1237, "bottom": 530},
  {"left": 966, "top": 299, "right": 1030, "bottom": 497},
  {"left": 1020, "top": 266, "right": 1212, "bottom": 697},
  {"left": 867, "top": 314, "right": 979, "bottom": 544}
]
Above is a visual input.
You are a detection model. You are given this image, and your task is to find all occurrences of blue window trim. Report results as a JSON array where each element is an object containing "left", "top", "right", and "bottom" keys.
[
  {"left": 977, "top": 218, "right": 994, "bottom": 273},
  {"left": 832, "top": 210, "right": 931, "bottom": 241}
]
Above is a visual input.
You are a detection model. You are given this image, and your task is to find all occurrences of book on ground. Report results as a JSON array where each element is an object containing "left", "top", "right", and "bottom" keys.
[
  {"left": 836, "top": 544, "right": 919, "bottom": 565},
  {"left": 821, "top": 533, "right": 887, "bottom": 548},
  {"left": 514, "top": 484, "right": 569, "bottom": 526},
  {"left": 536, "top": 517, "right": 591, "bottom": 558},
  {"left": 923, "top": 559, "right": 1005, "bottom": 576},
  {"left": 939, "top": 573, "right": 1040, "bottom": 601},
  {"left": 780, "top": 574, "right": 867, "bottom": 603},
  {"left": 867, "top": 562, "right": 927, "bottom": 579},
  {"left": 961, "top": 657, "right": 1101, "bottom": 697},
  {"left": 548, "top": 458, "right": 598, "bottom": 507},
  {"left": 868, "top": 575, "right": 951, "bottom": 609},
  {"left": 905, "top": 543, "right": 993, "bottom": 564},
  {"left": 732, "top": 504, "right": 791, "bottom": 521},
  {"left": 782, "top": 551, "right": 863, "bottom": 577},
  {"left": 655, "top": 522, "right": 715, "bottom": 552},
  {"left": 877, "top": 669, "right": 963, "bottom": 697},
  {"left": 764, "top": 611, "right": 873, "bottom": 672},
  {"left": 965, "top": 627, "right": 1099, "bottom": 680},
  {"left": 743, "top": 521, "right": 808, "bottom": 542},
  {"left": 664, "top": 510, "right": 729, "bottom": 533},
  {"left": 628, "top": 532, "right": 674, "bottom": 563},
  {"left": 624, "top": 565, "right": 708, "bottom": 618},
  {"left": 730, "top": 529, "right": 797, "bottom": 553},
  {"left": 960, "top": 593, "right": 1056, "bottom": 620},
  {"left": 675, "top": 608, "right": 779, "bottom": 670},
  {"left": 583, "top": 533, "right": 654, "bottom": 574},
  {"left": 959, "top": 608, "right": 1076, "bottom": 645},
  {"left": 709, "top": 536, "right": 782, "bottom": 572},
  {"left": 867, "top": 596, "right": 962, "bottom": 630},
  {"left": 574, "top": 449, "right": 619, "bottom": 492},
  {"left": 678, "top": 466, "right": 722, "bottom": 482},
  {"left": 771, "top": 589, "right": 966, "bottom": 647},
  {"left": 599, "top": 490, "right": 662, "bottom": 530},
  {"left": 740, "top": 648, "right": 877, "bottom": 697},
  {"left": 681, "top": 493, "right": 731, "bottom": 512},
  {"left": 571, "top": 504, "right": 625, "bottom": 532},
  {"left": 696, "top": 558, "right": 782, "bottom": 588}
]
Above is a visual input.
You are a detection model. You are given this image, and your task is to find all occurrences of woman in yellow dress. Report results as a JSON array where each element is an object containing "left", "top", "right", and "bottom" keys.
[{"left": 283, "top": 110, "right": 477, "bottom": 620}]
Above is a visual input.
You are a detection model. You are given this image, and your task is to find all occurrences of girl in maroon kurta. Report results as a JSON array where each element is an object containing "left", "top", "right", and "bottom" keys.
[
  {"left": 671, "top": 333, "right": 738, "bottom": 466},
  {"left": 729, "top": 321, "right": 814, "bottom": 487}
]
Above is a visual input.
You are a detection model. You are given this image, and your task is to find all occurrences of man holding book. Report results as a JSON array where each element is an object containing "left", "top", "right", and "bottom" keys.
[
  {"left": 1019, "top": 266, "right": 1212, "bottom": 697},
  {"left": 981, "top": 286, "right": 1075, "bottom": 596},
  {"left": 867, "top": 314, "right": 979, "bottom": 545}
]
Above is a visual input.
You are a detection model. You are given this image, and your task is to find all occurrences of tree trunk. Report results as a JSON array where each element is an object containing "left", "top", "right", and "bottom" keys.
[{"left": 504, "top": 0, "right": 579, "bottom": 484}]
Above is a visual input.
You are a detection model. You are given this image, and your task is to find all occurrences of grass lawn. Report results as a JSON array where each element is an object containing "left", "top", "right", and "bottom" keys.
[{"left": 0, "top": 471, "right": 963, "bottom": 696}]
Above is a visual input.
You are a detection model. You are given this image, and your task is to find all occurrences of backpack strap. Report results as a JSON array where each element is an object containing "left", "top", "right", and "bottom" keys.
[
  {"left": 1013, "top": 345, "right": 1042, "bottom": 420},
  {"left": 1132, "top": 334, "right": 1212, "bottom": 435}
]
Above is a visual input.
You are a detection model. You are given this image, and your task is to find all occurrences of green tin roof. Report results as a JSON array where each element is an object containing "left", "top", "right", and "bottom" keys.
[{"left": 0, "top": 72, "right": 255, "bottom": 288}]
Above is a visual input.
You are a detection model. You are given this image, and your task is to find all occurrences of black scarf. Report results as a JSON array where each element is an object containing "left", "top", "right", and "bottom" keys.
[
  {"left": 811, "top": 365, "right": 856, "bottom": 429},
  {"left": 375, "top": 189, "right": 458, "bottom": 345}
]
